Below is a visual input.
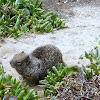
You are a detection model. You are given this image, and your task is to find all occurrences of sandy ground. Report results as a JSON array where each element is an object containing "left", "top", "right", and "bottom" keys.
[{"left": 0, "top": 1, "right": 100, "bottom": 92}]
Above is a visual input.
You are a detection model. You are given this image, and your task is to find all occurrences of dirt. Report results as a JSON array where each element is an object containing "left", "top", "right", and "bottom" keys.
[{"left": 0, "top": 0, "right": 100, "bottom": 94}]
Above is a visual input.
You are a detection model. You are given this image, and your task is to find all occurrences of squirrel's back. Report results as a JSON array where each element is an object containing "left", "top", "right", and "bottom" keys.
[{"left": 32, "top": 44, "right": 64, "bottom": 69}]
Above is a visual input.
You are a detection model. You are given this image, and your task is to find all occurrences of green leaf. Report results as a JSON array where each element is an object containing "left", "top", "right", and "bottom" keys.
[
  {"left": 16, "top": 83, "right": 22, "bottom": 89},
  {"left": 52, "top": 66, "right": 58, "bottom": 76},
  {"left": 85, "top": 51, "right": 89, "bottom": 58},
  {"left": 24, "top": 8, "right": 30, "bottom": 16},
  {"left": 35, "top": 0, "right": 39, "bottom": 8},
  {"left": 60, "top": 69, "right": 65, "bottom": 77},
  {"left": 95, "top": 48, "right": 99, "bottom": 58},
  {"left": 82, "top": 64, "right": 86, "bottom": 73},
  {"left": 51, "top": 96, "right": 55, "bottom": 100},
  {"left": 90, "top": 64, "right": 99, "bottom": 75},
  {"left": 59, "top": 63, "right": 63, "bottom": 72},
  {"left": 40, "top": 21, "right": 49, "bottom": 29},
  {"left": 15, "top": 89, "right": 21, "bottom": 97},
  {"left": 14, "top": 14, "right": 21, "bottom": 29},
  {"left": 37, "top": 1, "right": 42, "bottom": 8},
  {"left": 17, "top": 90, "right": 25, "bottom": 99},
  {"left": 85, "top": 69, "right": 93, "bottom": 79},
  {"left": 15, "top": 0, "right": 22, "bottom": 5},
  {"left": 38, "top": 85, "right": 48, "bottom": 88},
  {"left": 51, "top": 13, "right": 57, "bottom": 21},
  {"left": 24, "top": 89, "right": 34, "bottom": 100},
  {"left": 2, "top": 0, "right": 7, "bottom": 4},
  {"left": 47, "top": 70, "right": 53, "bottom": 78}
]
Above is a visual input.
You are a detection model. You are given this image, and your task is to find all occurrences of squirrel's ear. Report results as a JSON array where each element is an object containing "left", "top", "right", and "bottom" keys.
[
  {"left": 26, "top": 55, "right": 30, "bottom": 65},
  {"left": 21, "top": 51, "right": 24, "bottom": 53}
]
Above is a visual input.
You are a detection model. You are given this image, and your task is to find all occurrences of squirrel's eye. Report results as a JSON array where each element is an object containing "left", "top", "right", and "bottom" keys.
[{"left": 16, "top": 62, "right": 22, "bottom": 66}]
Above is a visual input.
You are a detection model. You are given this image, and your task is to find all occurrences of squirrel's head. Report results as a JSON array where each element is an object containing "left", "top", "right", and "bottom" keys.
[
  {"left": 10, "top": 51, "right": 30, "bottom": 70},
  {"left": 10, "top": 51, "right": 43, "bottom": 72}
]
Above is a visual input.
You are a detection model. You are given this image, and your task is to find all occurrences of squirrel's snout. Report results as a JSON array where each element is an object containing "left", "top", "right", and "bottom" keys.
[
  {"left": 10, "top": 60, "right": 12, "bottom": 65},
  {"left": 10, "top": 60, "right": 13, "bottom": 66}
]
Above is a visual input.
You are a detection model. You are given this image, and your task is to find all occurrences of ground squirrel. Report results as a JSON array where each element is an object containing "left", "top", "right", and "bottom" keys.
[{"left": 10, "top": 44, "right": 66, "bottom": 84}]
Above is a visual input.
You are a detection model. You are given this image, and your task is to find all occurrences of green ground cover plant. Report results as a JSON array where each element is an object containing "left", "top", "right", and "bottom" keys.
[
  {"left": 0, "top": 63, "right": 39, "bottom": 100},
  {"left": 80, "top": 46, "right": 100, "bottom": 79},
  {"left": 39, "top": 63, "right": 76, "bottom": 97},
  {"left": 0, "top": 0, "right": 65, "bottom": 38}
]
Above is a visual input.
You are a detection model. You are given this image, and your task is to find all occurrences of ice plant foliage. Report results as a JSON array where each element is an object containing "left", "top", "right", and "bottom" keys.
[{"left": 0, "top": 0, "right": 65, "bottom": 38}]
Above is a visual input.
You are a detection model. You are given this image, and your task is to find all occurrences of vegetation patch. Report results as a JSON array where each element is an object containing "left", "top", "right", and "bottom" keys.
[
  {"left": 0, "top": 63, "right": 39, "bottom": 100},
  {"left": 0, "top": 0, "right": 65, "bottom": 38},
  {"left": 80, "top": 46, "right": 100, "bottom": 79},
  {"left": 39, "top": 63, "right": 77, "bottom": 98}
]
